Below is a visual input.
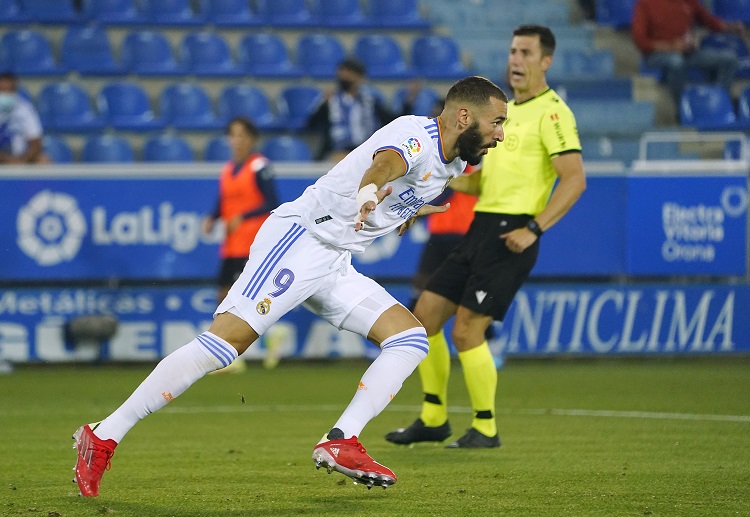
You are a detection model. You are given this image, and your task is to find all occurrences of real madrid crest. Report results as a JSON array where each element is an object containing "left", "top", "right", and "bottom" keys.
[{"left": 256, "top": 297, "right": 272, "bottom": 315}]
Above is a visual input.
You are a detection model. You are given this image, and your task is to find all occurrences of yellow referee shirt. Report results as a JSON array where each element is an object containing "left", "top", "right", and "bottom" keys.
[{"left": 475, "top": 88, "right": 581, "bottom": 216}]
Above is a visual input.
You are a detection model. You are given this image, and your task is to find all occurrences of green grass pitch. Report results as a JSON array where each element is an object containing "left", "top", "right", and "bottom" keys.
[{"left": 2, "top": 357, "right": 750, "bottom": 516}]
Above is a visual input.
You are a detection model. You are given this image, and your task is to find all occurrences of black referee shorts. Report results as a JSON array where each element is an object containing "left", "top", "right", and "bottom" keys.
[{"left": 424, "top": 212, "right": 539, "bottom": 321}]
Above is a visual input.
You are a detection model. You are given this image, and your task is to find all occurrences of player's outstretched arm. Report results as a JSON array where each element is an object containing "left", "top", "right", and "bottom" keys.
[
  {"left": 354, "top": 150, "right": 407, "bottom": 231},
  {"left": 397, "top": 202, "right": 451, "bottom": 236}
]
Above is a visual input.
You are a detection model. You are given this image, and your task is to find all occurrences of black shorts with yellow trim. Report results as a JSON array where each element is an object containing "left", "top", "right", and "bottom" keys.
[{"left": 424, "top": 212, "right": 539, "bottom": 321}]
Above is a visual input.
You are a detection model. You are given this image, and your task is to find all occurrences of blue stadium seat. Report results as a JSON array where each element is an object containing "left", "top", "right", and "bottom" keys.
[
  {"left": 37, "top": 82, "right": 104, "bottom": 133},
  {"left": 679, "top": 85, "right": 740, "bottom": 130},
  {"left": 255, "top": 0, "right": 316, "bottom": 27},
  {"left": 199, "top": 0, "right": 263, "bottom": 26},
  {"left": 43, "top": 135, "right": 73, "bottom": 163},
  {"left": 559, "top": 50, "right": 615, "bottom": 79},
  {"left": 569, "top": 100, "right": 654, "bottom": 137},
  {"left": 354, "top": 34, "right": 413, "bottom": 79},
  {"left": 62, "top": 26, "right": 123, "bottom": 76},
  {"left": 261, "top": 136, "right": 312, "bottom": 162},
  {"left": 19, "top": 0, "right": 79, "bottom": 23},
  {"left": 595, "top": 0, "right": 636, "bottom": 28},
  {"left": 82, "top": 135, "right": 134, "bottom": 163},
  {"left": 723, "top": 139, "right": 744, "bottom": 160},
  {"left": 411, "top": 35, "right": 467, "bottom": 79},
  {"left": 0, "top": 30, "right": 65, "bottom": 75},
  {"left": 550, "top": 78, "right": 633, "bottom": 101},
  {"left": 160, "top": 83, "right": 221, "bottom": 130},
  {"left": 181, "top": 32, "right": 241, "bottom": 77},
  {"left": 701, "top": 33, "right": 750, "bottom": 78},
  {"left": 311, "top": 0, "right": 372, "bottom": 28},
  {"left": 370, "top": 0, "right": 429, "bottom": 29},
  {"left": 277, "top": 85, "right": 322, "bottom": 130},
  {"left": 204, "top": 136, "right": 231, "bottom": 161},
  {"left": 218, "top": 85, "right": 279, "bottom": 130},
  {"left": 139, "top": 0, "right": 204, "bottom": 25},
  {"left": 714, "top": 0, "right": 750, "bottom": 23},
  {"left": 81, "top": 0, "right": 144, "bottom": 24},
  {"left": 121, "top": 31, "right": 185, "bottom": 76},
  {"left": 296, "top": 33, "right": 346, "bottom": 78},
  {"left": 0, "top": 0, "right": 31, "bottom": 23},
  {"left": 736, "top": 87, "right": 750, "bottom": 127},
  {"left": 142, "top": 134, "right": 194, "bottom": 162},
  {"left": 98, "top": 82, "right": 164, "bottom": 130},
  {"left": 238, "top": 33, "right": 302, "bottom": 78},
  {"left": 392, "top": 86, "right": 442, "bottom": 116}
]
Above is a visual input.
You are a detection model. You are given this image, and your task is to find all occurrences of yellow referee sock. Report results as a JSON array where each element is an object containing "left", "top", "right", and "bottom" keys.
[
  {"left": 418, "top": 330, "right": 451, "bottom": 427},
  {"left": 458, "top": 341, "right": 497, "bottom": 437}
]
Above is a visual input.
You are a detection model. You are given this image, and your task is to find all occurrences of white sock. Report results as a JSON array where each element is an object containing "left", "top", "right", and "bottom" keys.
[
  {"left": 333, "top": 327, "right": 428, "bottom": 439},
  {"left": 92, "top": 332, "right": 238, "bottom": 443}
]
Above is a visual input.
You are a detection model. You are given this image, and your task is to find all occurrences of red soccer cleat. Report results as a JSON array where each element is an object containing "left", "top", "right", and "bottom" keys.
[
  {"left": 312, "top": 432, "right": 396, "bottom": 489},
  {"left": 72, "top": 424, "right": 117, "bottom": 497}
]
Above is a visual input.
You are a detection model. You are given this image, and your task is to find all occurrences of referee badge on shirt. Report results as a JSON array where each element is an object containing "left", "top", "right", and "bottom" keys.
[{"left": 256, "top": 297, "right": 272, "bottom": 315}]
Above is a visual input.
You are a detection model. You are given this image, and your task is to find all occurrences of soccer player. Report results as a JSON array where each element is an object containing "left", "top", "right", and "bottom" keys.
[
  {"left": 386, "top": 25, "right": 586, "bottom": 448},
  {"left": 72, "top": 76, "right": 508, "bottom": 496}
]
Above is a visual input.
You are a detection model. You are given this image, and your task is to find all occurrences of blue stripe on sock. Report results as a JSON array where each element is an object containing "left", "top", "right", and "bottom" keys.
[
  {"left": 197, "top": 334, "right": 232, "bottom": 367},
  {"left": 202, "top": 332, "right": 237, "bottom": 358},
  {"left": 248, "top": 225, "right": 305, "bottom": 299},
  {"left": 200, "top": 333, "right": 237, "bottom": 365},
  {"left": 242, "top": 223, "right": 305, "bottom": 299},
  {"left": 382, "top": 332, "right": 429, "bottom": 355}
]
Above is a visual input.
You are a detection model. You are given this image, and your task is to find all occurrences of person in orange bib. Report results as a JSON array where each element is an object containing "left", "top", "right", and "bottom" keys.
[
  {"left": 203, "top": 116, "right": 282, "bottom": 371},
  {"left": 203, "top": 116, "right": 279, "bottom": 303}
]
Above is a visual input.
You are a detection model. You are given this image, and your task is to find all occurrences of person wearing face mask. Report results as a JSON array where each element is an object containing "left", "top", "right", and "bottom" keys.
[
  {"left": 0, "top": 72, "right": 48, "bottom": 164},
  {"left": 307, "top": 57, "right": 398, "bottom": 163},
  {"left": 386, "top": 25, "right": 586, "bottom": 449}
]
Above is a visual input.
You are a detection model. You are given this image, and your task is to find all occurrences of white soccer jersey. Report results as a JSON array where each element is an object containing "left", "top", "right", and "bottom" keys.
[{"left": 273, "top": 116, "right": 466, "bottom": 252}]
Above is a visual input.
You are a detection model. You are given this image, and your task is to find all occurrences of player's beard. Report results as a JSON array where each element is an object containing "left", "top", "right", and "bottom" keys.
[{"left": 457, "top": 121, "right": 487, "bottom": 166}]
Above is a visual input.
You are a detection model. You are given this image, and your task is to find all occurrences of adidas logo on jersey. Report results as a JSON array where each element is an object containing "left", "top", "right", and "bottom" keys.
[{"left": 475, "top": 290, "right": 487, "bottom": 304}]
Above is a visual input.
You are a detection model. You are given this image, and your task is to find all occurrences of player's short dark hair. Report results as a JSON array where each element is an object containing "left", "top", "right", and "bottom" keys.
[
  {"left": 513, "top": 25, "right": 556, "bottom": 56},
  {"left": 226, "top": 116, "right": 259, "bottom": 137},
  {"left": 337, "top": 57, "right": 367, "bottom": 76},
  {"left": 445, "top": 76, "right": 508, "bottom": 107}
]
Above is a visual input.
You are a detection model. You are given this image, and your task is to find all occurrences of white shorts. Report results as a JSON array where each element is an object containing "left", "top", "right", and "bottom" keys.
[{"left": 215, "top": 214, "right": 400, "bottom": 337}]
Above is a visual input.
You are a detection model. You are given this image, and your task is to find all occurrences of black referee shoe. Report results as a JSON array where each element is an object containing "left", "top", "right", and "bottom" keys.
[
  {"left": 385, "top": 418, "right": 452, "bottom": 445},
  {"left": 445, "top": 428, "right": 501, "bottom": 449}
]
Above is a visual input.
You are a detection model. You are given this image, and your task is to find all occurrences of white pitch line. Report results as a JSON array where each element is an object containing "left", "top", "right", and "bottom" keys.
[{"left": 161, "top": 404, "right": 750, "bottom": 423}]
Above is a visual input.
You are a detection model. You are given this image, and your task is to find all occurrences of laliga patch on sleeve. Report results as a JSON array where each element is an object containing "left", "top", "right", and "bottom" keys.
[{"left": 400, "top": 136, "right": 422, "bottom": 158}]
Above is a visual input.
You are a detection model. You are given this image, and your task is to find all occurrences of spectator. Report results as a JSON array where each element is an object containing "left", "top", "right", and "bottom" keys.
[
  {"left": 306, "top": 57, "right": 396, "bottom": 162},
  {"left": 0, "top": 72, "right": 48, "bottom": 164},
  {"left": 632, "top": 0, "right": 745, "bottom": 106}
]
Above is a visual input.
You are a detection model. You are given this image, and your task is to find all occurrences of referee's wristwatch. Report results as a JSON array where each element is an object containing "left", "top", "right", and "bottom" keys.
[{"left": 526, "top": 219, "right": 543, "bottom": 238}]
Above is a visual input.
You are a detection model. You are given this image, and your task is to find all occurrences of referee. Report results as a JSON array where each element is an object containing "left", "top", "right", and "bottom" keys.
[{"left": 387, "top": 25, "right": 587, "bottom": 448}]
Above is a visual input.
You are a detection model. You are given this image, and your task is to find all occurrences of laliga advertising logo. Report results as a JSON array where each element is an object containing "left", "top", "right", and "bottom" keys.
[{"left": 16, "top": 190, "right": 87, "bottom": 266}]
